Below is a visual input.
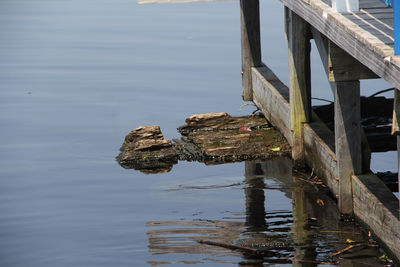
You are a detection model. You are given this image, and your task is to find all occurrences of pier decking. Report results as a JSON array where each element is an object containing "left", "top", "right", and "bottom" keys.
[{"left": 282, "top": 0, "right": 399, "bottom": 88}]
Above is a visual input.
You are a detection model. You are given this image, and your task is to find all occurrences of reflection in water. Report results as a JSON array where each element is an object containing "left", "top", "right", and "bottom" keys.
[{"left": 146, "top": 157, "right": 385, "bottom": 266}]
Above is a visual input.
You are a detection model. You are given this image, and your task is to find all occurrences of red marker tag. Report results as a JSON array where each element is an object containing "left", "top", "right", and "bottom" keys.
[{"left": 239, "top": 126, "right": 252, "bottom": 132}]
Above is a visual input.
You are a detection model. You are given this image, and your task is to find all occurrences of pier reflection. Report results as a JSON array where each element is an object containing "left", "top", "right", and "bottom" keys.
[{"left": 145, "top": 158, "right": 385, "bottom": 266}]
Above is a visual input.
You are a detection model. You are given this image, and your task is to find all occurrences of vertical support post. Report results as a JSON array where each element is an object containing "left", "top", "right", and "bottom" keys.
[
  {"left": 287, "top": 9, "right": 312, "bottom": 166},
  {"left": 391, "top": 89, "right": 400, "bottom": 209},
  {"left": 332, "top": 0, "right": 359, "bottom": 12},
  {"left": 334, "top": 81, "right": 362, "bottom": 215},
  {"left": 240, "top": 0, "right": 261, "bottom": 101}
]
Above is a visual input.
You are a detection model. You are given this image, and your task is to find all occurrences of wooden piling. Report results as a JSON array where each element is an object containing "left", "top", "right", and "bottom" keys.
[
  {"left": 240, "top": 0, "right": 261, "bottom": 101},
  {"left": 334, "top": 81, "right": 362, "bottom": 215},
  {"left": 392, "top": 89, "right": 400, "bottom": 203},
  {"left": 286, "top": 8, "right": 311, "bottom": 165}
]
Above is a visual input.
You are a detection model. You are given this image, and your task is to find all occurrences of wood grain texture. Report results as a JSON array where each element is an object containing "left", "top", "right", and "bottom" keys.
[
  {"left": 252, "top": 65, "right": 292, "bottom": 144},
  {"left": 334, "top": 81, "right": 362, "bottom": 214},
  {"left": 303, "top": 118, "right": 339, "bottom": 196},
  {"left": 392, "top": 89, "right": 400, "bottom": 134},
  {"left": 240, "top": 0, "right": 261, "bottom": 101},
  {"left": 352, "top": 174, "right": 400, "bottom": 263},
  {"left": 328, "top": 39, "right": 379, "bottom": 81},
  {"left": 312, "top": 27, "right": 371, "bottom": 172},
  {"left": 281, "top": 0, "right": 400, "bottom": 89},
  {"left": 287, "top": 10, "right": 311, "bottom": 164},
  {"left": 252, "top": 65, "right": 339, "bottom": 196}
]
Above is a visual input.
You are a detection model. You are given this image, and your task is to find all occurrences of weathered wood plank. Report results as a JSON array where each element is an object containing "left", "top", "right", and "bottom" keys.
[
  {"left": 334, "top": 81, "right": 362, "bottom": 215},
  {"left": 240, "top": 0, "right": 261, "bottom": 101},
  {"left": 328, "top": 40, "right": 379, "bottom": 81},
  {"left": 252, "top": 65, "right": 339, "bottom": 196},
  {"left": 393, "top": 89, "right": 400, "bottom": 197},
  {"left": 287, "top": 9, "right": 312, "bottom": 165},
  {"left": 252, "top": 65, "right": 292, "bottom": 144},
  {"left": 281, "top": 0, "right": 400, "bottom": 90},
  {"left": 360, "top": 7, "right": 394, "bottom": 14},
  {"left": 343, "top": 12, "right": 393, "bottom": 20},
  {"left": 392, "top": 89, "right": 400, "bottom": 134},
  {"left": 352, "top": 174, "right": 400, "bottom": 262},
  {"left": 303, "top": 118, "right": 339, "bottom": 196},
  {"left": 359, "top": 0, "right": 388, "bottom": 8}
]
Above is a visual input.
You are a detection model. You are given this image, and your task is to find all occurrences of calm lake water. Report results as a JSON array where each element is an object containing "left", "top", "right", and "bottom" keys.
[{"left": 0, "top": 0, "right": 396, "bottom": 266}]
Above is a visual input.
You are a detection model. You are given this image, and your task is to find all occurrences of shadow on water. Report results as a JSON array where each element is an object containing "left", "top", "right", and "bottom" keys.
[{"left": 145, "top": 158, "right": 387, "bottom": 266}]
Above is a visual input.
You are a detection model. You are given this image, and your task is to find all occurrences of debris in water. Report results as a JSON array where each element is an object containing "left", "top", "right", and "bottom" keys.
[
  {"left": 116, "top": 112, "right": 291, "bottom": 173},
  {"left": 116, "top": 126, "right": 178, "bottom": 174}
]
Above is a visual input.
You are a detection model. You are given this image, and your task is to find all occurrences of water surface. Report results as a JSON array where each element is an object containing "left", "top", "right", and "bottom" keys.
[{"left": 0, "top": 0, "right": 395, "bottom": 266}]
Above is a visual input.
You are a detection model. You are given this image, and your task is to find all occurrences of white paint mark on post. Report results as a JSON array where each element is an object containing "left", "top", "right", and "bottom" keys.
[{"left": 332, "top": 0, "right": 359, "bottom": 12}]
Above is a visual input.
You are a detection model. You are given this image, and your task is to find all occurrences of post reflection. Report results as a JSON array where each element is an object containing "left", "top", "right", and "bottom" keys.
[
  {"left": 145, "top": 157, "right": 384, "bottom": 266},
  {"left": 244, "top": 161, "right": 266, "bottom": 229}
]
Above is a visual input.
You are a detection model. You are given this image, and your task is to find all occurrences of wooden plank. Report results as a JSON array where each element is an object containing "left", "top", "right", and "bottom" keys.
[
  {"left": 334, "top": 81, "right": 362, "bottom": 215},
  {"left": 328, "top": 40, "right": 379, "bottom": 81},
  {"left": 281, "top": 0, "right": 400, "bottom": 93},
  {"left": 252, "top": 65, "right": 339, "bottom": 196},
  {"left": 349, "top": 16, "right": 393, "bottom": 26},
  {"left": 393, "top": 89, "right": 400, "bottom": 197},
  {"left": 360, "top": 7, "right": 393, "bottom": 14},
  {"left": 287, "top": 9, "right": 312, "bottom": 164},
  {"left": 252, "top": 66, "right": 292, "bottom": 144},
  {"left": 352, "top": 174, "right": 400, "bottom": 262},
  {"left": 392, "top": 89, "right": 400, "bottom": 134},
  {"left": 360, "top": 0, "right": 388, "bottom": 8},
  {"left": 343, "top": 11, "right": 393, "bottom": 20},
  {"left": 240, "top": 0, "right": 261, "bottom": 101},
  {"left": 303, "top": 118, "right": 339, "bottom": 196}
]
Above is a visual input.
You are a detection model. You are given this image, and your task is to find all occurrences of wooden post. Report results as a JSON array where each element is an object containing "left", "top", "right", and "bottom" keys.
[
  {"left": 287, "top": 9, "right": 311, "bottom": 165},
  {"left": 334, "top": 81, "right": 362, "bottom": 215},
  {"left": 312, "top": 28, "right": 373, "bottom": 173},
  {"left": 391, "top": 89, "right": 400, "bottom": 208},
  {"left": 240, "top": 0, "right": 261, "bottom": 101},
  {"left": 332, "top": 0, "right": 359, "bottom": 12}
]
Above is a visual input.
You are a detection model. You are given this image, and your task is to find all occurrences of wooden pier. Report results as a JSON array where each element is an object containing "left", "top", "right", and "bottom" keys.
[
  {"left": 140, "top": 0, "right": 400, "bottom": 261},
  {"left": 241, "top": 0, "right": 400, "bottom": 261}
]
